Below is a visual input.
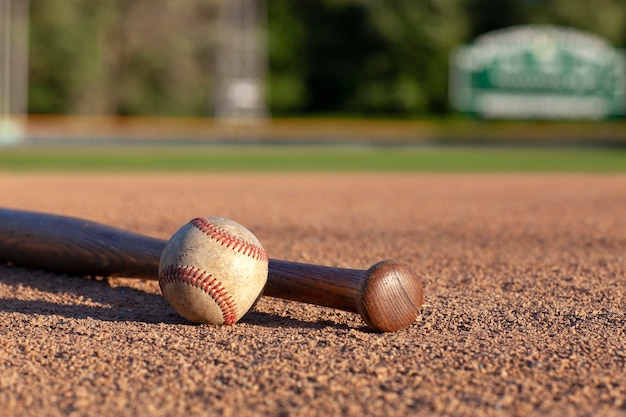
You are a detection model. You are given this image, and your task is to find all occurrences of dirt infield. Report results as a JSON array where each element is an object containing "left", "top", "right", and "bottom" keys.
[{"left": 1, "top": 173, "right": 625, "bottom": 417}]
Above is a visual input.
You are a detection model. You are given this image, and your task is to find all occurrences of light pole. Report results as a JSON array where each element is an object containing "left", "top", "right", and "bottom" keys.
[{"left": 214, "top": 0, "right": 268, "bottom": 123}]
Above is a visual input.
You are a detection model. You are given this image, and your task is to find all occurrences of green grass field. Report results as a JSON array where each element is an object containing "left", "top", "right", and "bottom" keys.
[{"left": 1, "top": 146, "right": 625, "bottom": 172}]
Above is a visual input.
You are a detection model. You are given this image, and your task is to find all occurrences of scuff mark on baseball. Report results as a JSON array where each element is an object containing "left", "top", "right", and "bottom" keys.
[{"left": 158, "top": 217, "right": 269, "bottom": 325}]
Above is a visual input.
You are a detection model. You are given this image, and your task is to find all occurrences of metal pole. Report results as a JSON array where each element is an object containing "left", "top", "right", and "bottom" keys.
[
  {"left": 0, "top": 0, "right": 28, "bottom": 144},
  {"left": 1, "top": 0, "right": 9, "bottom": 117}
]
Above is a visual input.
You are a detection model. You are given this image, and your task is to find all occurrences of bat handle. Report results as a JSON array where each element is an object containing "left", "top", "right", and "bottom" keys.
[{"left": 265, "top": 259, "right": 423, "bottom": 332}]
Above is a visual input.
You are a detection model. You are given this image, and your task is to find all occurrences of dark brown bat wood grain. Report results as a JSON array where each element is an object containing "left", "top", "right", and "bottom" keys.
[{"left": 0, "top": 208, "right": 423, "bottom": 332}]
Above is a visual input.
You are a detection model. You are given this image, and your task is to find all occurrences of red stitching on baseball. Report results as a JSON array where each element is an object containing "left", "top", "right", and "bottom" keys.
[
  {"left": 191, "top": 217, "right": 268, "bottom": 262},
  {"left": 160, "top": 265, "right": 239, "bottom": 325}
]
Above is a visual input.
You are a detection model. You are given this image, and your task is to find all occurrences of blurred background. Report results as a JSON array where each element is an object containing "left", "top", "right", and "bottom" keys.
[{"left": 1, "top": 0, "right": 626, "bottom": 146}]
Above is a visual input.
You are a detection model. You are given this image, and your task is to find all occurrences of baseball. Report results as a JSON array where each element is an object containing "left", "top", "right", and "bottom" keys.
[{"left": 158, "top": 217, "right": 268, "bottom": 325}]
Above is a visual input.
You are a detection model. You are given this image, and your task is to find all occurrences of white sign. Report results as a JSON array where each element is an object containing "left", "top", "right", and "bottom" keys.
[{"left": 450, "top": 25, "right": 626, "bottom": 119}]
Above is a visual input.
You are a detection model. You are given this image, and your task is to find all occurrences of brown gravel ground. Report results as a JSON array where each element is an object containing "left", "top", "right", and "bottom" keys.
[{"left": 0, "top": 173, "right": 625, "bottom": 417}]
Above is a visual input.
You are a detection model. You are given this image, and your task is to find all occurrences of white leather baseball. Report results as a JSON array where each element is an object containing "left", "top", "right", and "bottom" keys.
[{"left": 158, "top": 217, "right": 268, "bottom": 325}]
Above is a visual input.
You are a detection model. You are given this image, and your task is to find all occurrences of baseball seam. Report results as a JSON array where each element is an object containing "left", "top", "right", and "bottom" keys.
[
  {"left": 160, "top": 265, "right": 239, "bottom": 325},
  {"left": 191, "top": 217, "right": 268, "bottom": 262}
]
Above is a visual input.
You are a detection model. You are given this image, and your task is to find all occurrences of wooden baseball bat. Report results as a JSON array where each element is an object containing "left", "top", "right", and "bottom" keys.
[{"left": 0, "top": 208, "right": 423, "bottom": 332}]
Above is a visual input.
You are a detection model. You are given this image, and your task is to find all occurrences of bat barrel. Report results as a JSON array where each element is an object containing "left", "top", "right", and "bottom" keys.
[{"left": 0, "top": 208, "right": 164, "bottom": 279}]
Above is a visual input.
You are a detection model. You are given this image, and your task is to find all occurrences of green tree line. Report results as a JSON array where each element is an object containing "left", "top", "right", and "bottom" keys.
[{"left": 26, "top": 0, "right": 626, "bottom": 118}]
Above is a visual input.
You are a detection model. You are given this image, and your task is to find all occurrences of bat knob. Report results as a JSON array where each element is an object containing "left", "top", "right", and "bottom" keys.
[{"left": 356, "top": 260, "right": 424, "bottom": 332}]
